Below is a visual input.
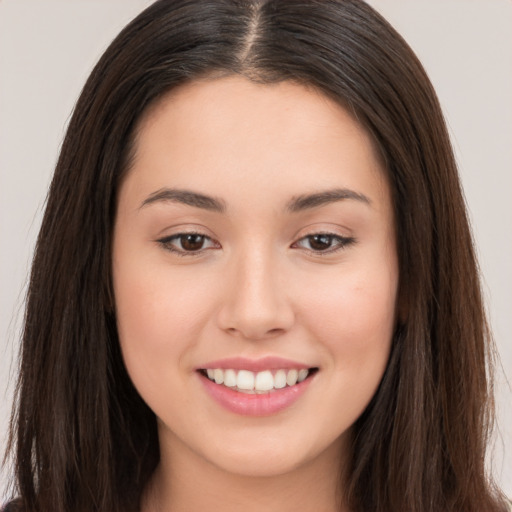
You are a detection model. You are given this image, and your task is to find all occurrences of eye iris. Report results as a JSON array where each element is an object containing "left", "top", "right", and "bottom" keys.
[
  {"left": 180, "top": 234, "right": 205, "bottom": 251},
  {"left": 309, "top": 234, "right": 333, "bottom": 251}
]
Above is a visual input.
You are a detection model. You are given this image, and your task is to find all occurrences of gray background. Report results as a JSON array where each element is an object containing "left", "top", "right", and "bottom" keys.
[{"left": 1, "top": 0, "right": 510, "bottom": 499}]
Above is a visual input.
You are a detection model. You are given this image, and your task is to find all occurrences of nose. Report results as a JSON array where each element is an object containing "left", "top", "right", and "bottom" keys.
[{"left": 216, "top": 246, "right": 295, "bottom": 341}]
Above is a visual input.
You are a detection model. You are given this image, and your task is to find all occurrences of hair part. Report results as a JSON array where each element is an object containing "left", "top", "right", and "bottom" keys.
[{"left": 5, "top": 1, "right": 507, "bottom": 511}]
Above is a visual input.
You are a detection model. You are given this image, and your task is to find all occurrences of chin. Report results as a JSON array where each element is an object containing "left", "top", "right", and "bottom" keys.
[
  {"left": 193, "top": 426, "right": 347, "bottom": 479},
  {"left": 221, "top": 449, "right": 304, "bottom": 477}
]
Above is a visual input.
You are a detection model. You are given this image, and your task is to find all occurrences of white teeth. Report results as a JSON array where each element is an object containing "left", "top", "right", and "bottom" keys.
[
  {"left": 224, "top": 369, "right": 237, "bottom": 387},
  {"left": 204, "top": 367, "right": 312, "bottom": 391},
  {"left": 274, "top": 369, "right": 287, "bottom": 389},
  {"left": 286, "top": 369, "right": 298, "bottom": 386},
  {"left": 214, "top": 368, "right": 224, "bottom": 385},
  {"left": 237, "top": 370, "right": 255, "bottom": 390},
  {"left": 297, "top": 369, "right": 309, "bottom": 382},
  {"left": 255, "top": 370, "right": 274, "bottom": 391}
]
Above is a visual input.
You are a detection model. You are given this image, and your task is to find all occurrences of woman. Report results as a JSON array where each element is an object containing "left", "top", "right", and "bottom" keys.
[{"left": 3, "top": 1, "right": 509, "bottom": 511}]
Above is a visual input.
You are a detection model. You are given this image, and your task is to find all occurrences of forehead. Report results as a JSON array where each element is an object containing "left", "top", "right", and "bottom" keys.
[
  {"left": 123, "top": 76, "right": 390, "bottom": 214},
  {"left": 137, "top": 76, "right": 377, "bottom": 156}
]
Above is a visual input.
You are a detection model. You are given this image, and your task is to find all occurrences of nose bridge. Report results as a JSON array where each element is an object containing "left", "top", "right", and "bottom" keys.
[{"left": 217, "top": 240, "right": 294, "bottom": 339}]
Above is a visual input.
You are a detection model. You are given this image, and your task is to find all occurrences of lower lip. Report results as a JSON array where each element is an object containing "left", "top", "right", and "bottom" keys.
[{"left": 198, "top": 372, "right": 314, "bottom": 416}]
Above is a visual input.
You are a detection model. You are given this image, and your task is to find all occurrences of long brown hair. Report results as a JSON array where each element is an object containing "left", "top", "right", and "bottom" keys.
[{"left": 5, "top": 1, "right": 507, "bottom": 511}]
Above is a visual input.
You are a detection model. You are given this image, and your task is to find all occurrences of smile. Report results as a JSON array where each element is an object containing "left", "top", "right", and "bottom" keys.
[
  {"left": 201, "top": 368, "right": 313, "bottom": 393},
  {"left": 197, "top": 360, "right": 318, "bottom": 416}
]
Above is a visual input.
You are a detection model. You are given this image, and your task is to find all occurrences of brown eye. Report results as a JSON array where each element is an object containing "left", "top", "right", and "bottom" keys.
[
  {"left": 157, "top": 232, "right": 218, "bottom": 255},
  {"left": 180, "top": 234, "right": 206, "bottom": 251},
  {"left": 308, "top": 234, "right": 334, "bottom": 251},
  {"left": 294, "top": 233, "right": 355, "bottom": 254}
]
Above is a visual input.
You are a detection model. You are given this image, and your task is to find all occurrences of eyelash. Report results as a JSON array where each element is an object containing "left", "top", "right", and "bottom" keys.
[{"left": 156, "top": 231, "right": 356, "bottom": 257}]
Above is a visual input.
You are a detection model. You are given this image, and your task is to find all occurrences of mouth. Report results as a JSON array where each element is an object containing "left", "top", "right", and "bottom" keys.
[
  {"left": 197, "top": 362, "right": 318, "bottom": 416},
  {"left": 198, "top": 367, "right": 319, "bottom": 394}
]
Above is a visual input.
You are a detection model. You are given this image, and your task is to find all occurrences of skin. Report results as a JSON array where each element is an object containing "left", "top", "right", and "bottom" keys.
[{"left": 112, "top": 76, "right": 399, "bottom": 512}]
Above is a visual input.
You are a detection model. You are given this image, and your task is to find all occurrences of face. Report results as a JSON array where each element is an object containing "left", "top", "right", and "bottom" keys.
[{"left": 112, "top": 76, "right": 398, "bottom": 478}]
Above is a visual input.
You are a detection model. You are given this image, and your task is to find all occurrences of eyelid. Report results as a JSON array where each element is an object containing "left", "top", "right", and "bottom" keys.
[
  {"left": 155, "top": 227, "right": 355, "bottom": 257},
  {"left": 291, "top": 232, "right": 356, "bottom": 255},
  {"left": 156, "top": 230, "right": 221, "bottom": 257}
]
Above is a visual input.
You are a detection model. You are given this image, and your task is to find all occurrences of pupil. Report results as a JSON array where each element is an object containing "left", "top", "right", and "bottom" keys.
[
  {"left": 310, "top": 234, "right": 332, "bottom": 251},
  {"left": 181, "top": 234, "right": 204, "bottom": 251}
]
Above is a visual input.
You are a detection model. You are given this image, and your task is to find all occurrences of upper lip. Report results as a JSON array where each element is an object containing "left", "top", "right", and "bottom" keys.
[{"left": 197, "top": 356, "right": 315, "bottom": 373}]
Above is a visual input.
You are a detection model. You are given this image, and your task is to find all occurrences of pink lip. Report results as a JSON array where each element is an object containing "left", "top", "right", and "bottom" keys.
[
  {"left": 197, "top": 368, "right": 316, "bottom": 417},
  {"left": 197, "top": 356, "right": 312, "bottom": 373}
]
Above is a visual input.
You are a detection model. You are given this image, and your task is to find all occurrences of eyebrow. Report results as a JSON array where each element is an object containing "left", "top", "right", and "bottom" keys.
[
  {"left": 139, "top": 187, "right": 371, "bottom": 213},
  {"left": 285, "top": 188, "right": 371, "bottom": 212},
  {"left": 140, "top": 188, "right": 226, "bottom": 213}
]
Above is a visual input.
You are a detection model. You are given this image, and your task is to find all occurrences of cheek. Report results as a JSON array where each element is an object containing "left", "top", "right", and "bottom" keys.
[
  {"left": 112, "top": 257, "right": 225, "bottom": 426},
  {"left": 298, "top": 263, "right": 397, "bottom": 424},
  {"left": 113, "top": 254, "right": 216, "bottom": 382},
  {"left": 297, "top": 256, "right": 398, "bottom": 369}
]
